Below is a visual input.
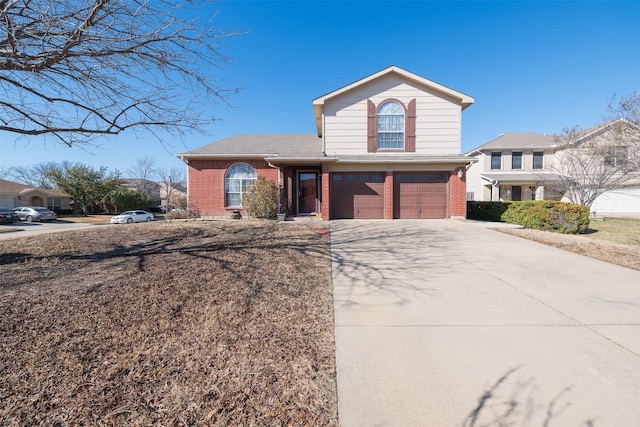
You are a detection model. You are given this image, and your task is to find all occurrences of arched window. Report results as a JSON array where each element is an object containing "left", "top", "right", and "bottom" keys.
[
  {"left": 377, "top": 101, "right": 405, "bottom": 149},
  {"left": 225, "top": 163, "right": 256, "bottom": 207}
]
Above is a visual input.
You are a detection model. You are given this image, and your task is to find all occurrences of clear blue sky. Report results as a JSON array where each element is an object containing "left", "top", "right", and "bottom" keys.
[{"left": 1, "top": 0, "right": 639, "bottom": 177}]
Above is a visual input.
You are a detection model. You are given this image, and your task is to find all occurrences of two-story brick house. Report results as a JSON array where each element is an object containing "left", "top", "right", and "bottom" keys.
[{"left": 178, "top": 66, "right": 475, "bottom": 220}]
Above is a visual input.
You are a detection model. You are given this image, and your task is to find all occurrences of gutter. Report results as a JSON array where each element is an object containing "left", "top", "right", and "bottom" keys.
[{"left": 480, "top": 175, "right": 498, "bottom": 186}]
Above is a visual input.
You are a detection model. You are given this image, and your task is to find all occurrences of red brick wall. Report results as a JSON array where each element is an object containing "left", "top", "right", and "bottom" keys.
[
  {"left": 385, "top": 171, "right": 394, "bottom": 220},
  {"left": 450, "top": 168, "right": 467, "bottom": 218},
  {"left": 321, "top": 163, "right": 330, "bottom": 221},
  {"left": 187, "top": 159, "right": 278, "bottom": 217}
]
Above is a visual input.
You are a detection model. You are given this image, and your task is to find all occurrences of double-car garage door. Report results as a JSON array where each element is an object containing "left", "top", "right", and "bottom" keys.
[{"left": 331, "top": 172, "right": 448, "bottom": 219}]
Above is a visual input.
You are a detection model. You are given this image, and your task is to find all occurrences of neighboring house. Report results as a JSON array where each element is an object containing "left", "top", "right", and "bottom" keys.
[
  {"left": 466, "top": 120, "right": 640, "bottom": 217},
  {"left": 465, "top": 133, "right": 562, "bottom": 202},
  {"left": 178, "top": 66, "right": 475, "bottom": 220},
  {"left": 122, "top": 178, "right": 162, "bottom": 203},
  {"left": 0, "top": 179, "right": 72, "bottom": 211},
  {"left": 158, "top": 181, "right": 187, "bottom": 208}
]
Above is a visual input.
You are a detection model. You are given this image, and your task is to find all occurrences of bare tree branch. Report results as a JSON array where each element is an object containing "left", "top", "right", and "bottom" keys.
[
  {"left": 0, "top": 0, "right": 241, "bottom": 147},
  {"left": 547, "top": 117, "right": 640, "bottom": 207}
]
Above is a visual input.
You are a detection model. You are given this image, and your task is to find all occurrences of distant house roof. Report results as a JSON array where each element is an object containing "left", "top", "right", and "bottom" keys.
[
  {"left": 467, "top": 119, "right": 639, "bottom": 155},
  {"left": 0, "top": 179, "right": 70, "bottom": 198},
  {"left": 466, "top": 133, "right": 557, "bottom": 154},
  {"left": 178, "top": 134, "right": 323, "bottom": 159},
  {"left": 312, "top": 65, "right": 474, "bottom": 136}
]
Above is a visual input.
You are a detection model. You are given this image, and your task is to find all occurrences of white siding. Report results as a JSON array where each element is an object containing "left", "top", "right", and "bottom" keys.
[{"left": 323, "top": 74, "right": 462, "bottom": 156}]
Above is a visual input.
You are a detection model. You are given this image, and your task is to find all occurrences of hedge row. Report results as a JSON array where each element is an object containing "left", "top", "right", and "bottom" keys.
[{"left": 467, "top": 201, "right": 590, "bottom": 234}]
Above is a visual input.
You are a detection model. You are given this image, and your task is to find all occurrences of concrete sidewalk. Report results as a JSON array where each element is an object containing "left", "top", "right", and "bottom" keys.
[{"left": 331, "top": 220, "right": 640, "bottom": 427}]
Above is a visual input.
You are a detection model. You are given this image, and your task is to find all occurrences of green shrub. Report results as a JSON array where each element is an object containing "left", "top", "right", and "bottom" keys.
[
  {"left": 467, "top": 201, "right": 511, "bottom": 222},
  {"left": 243, "top": 175, "right": 279, "bottom": 220},
  {"left": 501, "top": 201, "right": 590, "bottom": 234}
]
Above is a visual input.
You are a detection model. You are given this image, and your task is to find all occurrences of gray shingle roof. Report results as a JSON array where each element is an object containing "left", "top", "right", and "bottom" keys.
[
  {"left": 467, "top": 133, "right": 557, "bottom": 153},
  {"left": 178, "top": 134, "right": 323, "bottom": 158}
]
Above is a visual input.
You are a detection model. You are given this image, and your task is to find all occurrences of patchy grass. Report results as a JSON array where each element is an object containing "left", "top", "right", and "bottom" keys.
[
  {"left": 0, "top": 221, "right": 337, "bottom": 426},
  {"left": 497, "top": 218, "right": 640, "bottom": 271},
  {"left": 585, "top": 218, "right": 640, "bottom": 247}
]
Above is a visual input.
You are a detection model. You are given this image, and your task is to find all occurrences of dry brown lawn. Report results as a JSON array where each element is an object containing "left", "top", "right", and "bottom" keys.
[
  {"left": 496, "top": 218, "right": 640, "bottom": 271},
  {"left": 0, "top": 221, "right": 337, "bottom": 426}
]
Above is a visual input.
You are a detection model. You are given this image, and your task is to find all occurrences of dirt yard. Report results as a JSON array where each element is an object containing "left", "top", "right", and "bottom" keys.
[{"left": 0, "top": 221, "right": 337, "bottom": 426}]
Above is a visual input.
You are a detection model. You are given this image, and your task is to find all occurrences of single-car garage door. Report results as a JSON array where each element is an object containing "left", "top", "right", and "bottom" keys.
[
  {"left": 394, "top": 172, "right": 448, "bottom": 219},
  {"left": 331, "top": 173, "right": 385, "bottom": 219}
]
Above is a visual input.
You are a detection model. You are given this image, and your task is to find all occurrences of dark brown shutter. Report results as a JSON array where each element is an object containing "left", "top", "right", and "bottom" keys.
[
  {"left": 367, "top": 99, "right": 377, "bottom": 153},
  {"left": 406, "top": 98, "right": 416, "bottom": 152}
]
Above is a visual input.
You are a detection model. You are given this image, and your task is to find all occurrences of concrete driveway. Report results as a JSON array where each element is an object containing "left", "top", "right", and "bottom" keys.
[
  {"left": 331, "top": 220, "right": 640, "bottom": 427},
  {"left": 0, "top": 221, "right": 104, "bottom": 240}
]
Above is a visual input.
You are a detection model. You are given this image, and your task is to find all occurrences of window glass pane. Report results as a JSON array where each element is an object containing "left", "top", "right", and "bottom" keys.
[
  {"left": 346, "top": 175, "right": 355, "bottom": 181},
  {"left": 377, "top": 101, "right": 404, "bottom": 150},
  {"left": 226, "top": 163, "right": 257, "bottom": 179},
  {"left": 378, "top": 132, "right": 403, "bottom": 149},
  {"left": 226, "top": 193, "right": 241, "bottom": 206},
  {"left": 491, "top": 152, "right": 502, "bottom": 169},
  {"left": 225, "top": 163, "right": 256, "bottom": 207},
  {"left": 372, "top": 175, "right": 383, "bottom": 182},
  {"left": 533, "top": 152, "right": 543, "bottom": 169},
  {"left": 333, "top": 175, "right": 342, "bottom": 181},
  {"left": 359, "top": 175, "right": 368, "bottom": 181},
  {"left": 241, "top": 179, "right": 254, "bottom": 192},
  {"left": 512, "top": 152, "right": 522, "bottom": 169}
]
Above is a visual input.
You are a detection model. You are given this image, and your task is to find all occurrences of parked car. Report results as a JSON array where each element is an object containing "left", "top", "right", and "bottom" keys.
[
  {"left": 149, "top": 205, "right": 167, "bottom": 213},
  {"left": 0, "top": 207, "right": 18, "bottom": 224},
  {"left": 12, "top": 206, "right": 58, "bottom": 222},
  {"left": 110, "top": 210, "right": 154, "bottom": 224}
]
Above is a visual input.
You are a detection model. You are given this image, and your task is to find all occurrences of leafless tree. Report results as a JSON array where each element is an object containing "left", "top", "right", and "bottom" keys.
[
  {"left": 156, "top": 165, "right": 185, "bottom": 208},
  {"left": 547, "top": 119, "right": 640, "bottom": 207},
  {"left": 0, "top": 0, "right": 239, "bottom": 147},
  {"left": 609, "top": 91, "right": 640, "bottom": 125},
  {"left": 0, "top": 164, "right": 11, "bottom": 179},
  {"left": 127, "top": 155, "right": 157, "bottom": 198},
  {"left": 8, "top": 161, "right": 61, "bottom": 188}
]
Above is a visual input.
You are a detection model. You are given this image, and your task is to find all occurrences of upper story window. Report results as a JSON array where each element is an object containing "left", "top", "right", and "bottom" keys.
[
  {"left": 533, "top": 151, "right": 544, "bottom": 170},
  {"left": 511, "top": 152, "right": 522, "bottom": 170},
  {"left": 604, "top": 147, "right": 628, "bottom": 167},
  {"left": 491, "top": 152, "right": 502, "bottom": 170},
  {"left": 225, "top": 162, "right": 256, "bottom": 207},
  {"left": 377, "top": 101, "right": 405, "bottom": 150}
]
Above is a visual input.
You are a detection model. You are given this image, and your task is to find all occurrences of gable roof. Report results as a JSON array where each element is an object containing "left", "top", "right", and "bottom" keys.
[
  {"left": 467, "top": 119, "right": 640, "bottom": 156},
  {"left": 312, "top": 65, "right": 475, "bottom": 136},
  {"left": 0, "top": 179, "right": 70, "bottom": 198},
  {"left": 466, "top": 133, "right": 557, "bottom": 154},
  {"left": 177, "top": 134, "right": 323, "bottom": 160}
]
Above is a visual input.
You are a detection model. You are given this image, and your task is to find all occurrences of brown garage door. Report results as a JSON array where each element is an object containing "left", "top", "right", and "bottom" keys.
[
  {"left": 331, "top": 173, "right": 385, "bottom": 219},
  {"left": 394, "top": 172, "right": 448, "bottom": 219}
]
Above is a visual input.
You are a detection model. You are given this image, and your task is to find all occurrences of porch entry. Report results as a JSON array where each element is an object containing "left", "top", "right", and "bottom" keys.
[{"left": 298, "top": 171, "right": 319, "bottom": 214}]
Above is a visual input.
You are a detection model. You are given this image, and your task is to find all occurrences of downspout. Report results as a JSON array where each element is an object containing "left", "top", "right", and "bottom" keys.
[{"left": 266, "top": 159, "right": 283, "bottom": 214}]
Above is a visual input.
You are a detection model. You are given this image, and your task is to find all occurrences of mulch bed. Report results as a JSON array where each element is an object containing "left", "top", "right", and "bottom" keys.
[{"left": 0, "top": 221, "right": 337, "bottom": 426}]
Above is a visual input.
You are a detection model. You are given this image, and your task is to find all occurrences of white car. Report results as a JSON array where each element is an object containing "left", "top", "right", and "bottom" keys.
[{"left": 110, "top": 210, "right": 154, "bottom": 224}]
